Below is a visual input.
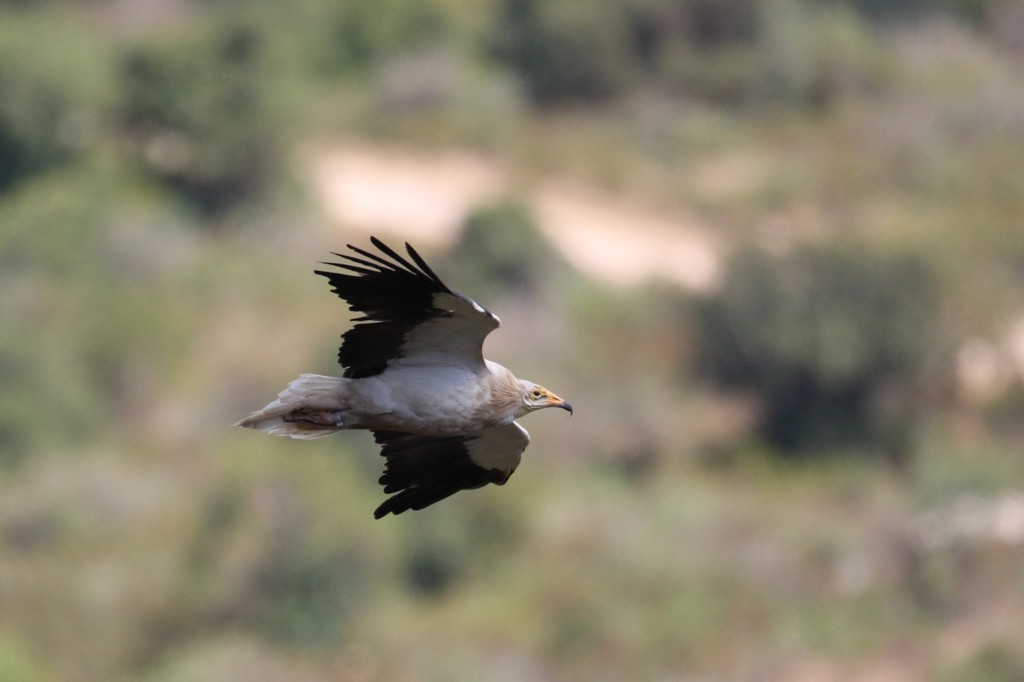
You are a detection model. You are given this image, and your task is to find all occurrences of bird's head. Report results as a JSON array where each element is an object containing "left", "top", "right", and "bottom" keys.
[{"left": 520, "top": 381, "right": 573, "bottom": 416}]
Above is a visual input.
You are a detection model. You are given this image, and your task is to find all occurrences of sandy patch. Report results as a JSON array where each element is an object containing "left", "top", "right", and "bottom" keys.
[{"left": 310, "top": 144, "right": 721, "bottom": 291}]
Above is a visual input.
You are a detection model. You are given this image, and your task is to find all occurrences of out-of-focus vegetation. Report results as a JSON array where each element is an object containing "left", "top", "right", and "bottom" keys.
[
  {"left": 2, "top": 0, "right": 1024, "bottom": 680},
  {"left": 695, "top": 244, "right": 942, "bottom": 458}
]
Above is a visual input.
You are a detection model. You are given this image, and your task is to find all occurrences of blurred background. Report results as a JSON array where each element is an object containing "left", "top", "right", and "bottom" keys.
[{"left": 2, "top": 0, "right": 1024, "bottom": 680}]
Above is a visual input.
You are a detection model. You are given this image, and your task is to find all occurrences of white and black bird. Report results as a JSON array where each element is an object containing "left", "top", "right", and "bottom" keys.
[{"left": 236, "top": 237, "right": 572, "bottom": 518}]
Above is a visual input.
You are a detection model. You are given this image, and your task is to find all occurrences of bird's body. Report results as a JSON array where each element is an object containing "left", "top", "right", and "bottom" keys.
[{"left": 236, "top": 237, "right": 571, "bottom": 518}]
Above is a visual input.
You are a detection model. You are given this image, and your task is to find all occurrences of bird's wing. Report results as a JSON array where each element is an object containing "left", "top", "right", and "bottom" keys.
[
  {"left": 371, "top": 422, "right": 530, "bottom": 518},
  {"left": 314, "top": 237, "right": 500, "bottom": 378}
]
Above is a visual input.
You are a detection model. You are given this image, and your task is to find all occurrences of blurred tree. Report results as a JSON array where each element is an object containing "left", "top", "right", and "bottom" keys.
[
  {"left": 489, "top": 0, "right": 884, "bottom": 107},
  {"left": 626, "top": 0, "right": 762, "bottom": 104},
  {"left": 201, "top": 0, "right": 451, "bottom": 81},
  {"left": 449, "top": 200, "right": 567, "bottom": 300},
  {"left": 0, "top": 13, "right": 109, "bottom": 191},
  {"left": 754, "top": 0, "right": 886, "bottom": 106},
  {"left": 823, "top": 0, "right": 1003, "bottom": 25},
  {"left": 315, "top": 0, "right": 446, "bottom": 76},
  {"left": 490, "top": 0, "right": 638, "bottom": 103},
  {"left": 694, "top": 243, "right": 942, "bottom": 459},
  {"left": 631, "top": 0, "right": 759, "bottom": 54},
  {"left": 116, "top": 21, "right": 287, "bottom": 216}
]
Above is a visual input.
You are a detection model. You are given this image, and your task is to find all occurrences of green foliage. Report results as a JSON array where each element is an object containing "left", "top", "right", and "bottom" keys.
[
  {"left": 0, "top": 2, "right": 1022, "bottom": 681},
  {"left": 655, "top": 0, "right": 887, "bottom": 106},
  {"left": 0, "top": 635, "right": 50, "bottom": 682},
  {"left": 0, "top": 171, "right": 113, "bottom": 465},
  {"left": 247, "top": 544, "right": 368, "bottom": 645},
  {"left": 833, "top": 0, "right": 1005, "bottom": 24},
  {"left": 911, "top": 429, "right": 1023, "bottom": 507},
  {"left": 196, "top": 0, "right": 452, "bottom": 85},
  {"left": 449, "top": 200, "right": 568, "bottom": 300},
  {"left": 0, "top": 12, "right": 110, "bottom": 190},
  {"left": 0, "top": 157, "right": 206, "bottom": 468},
  {"left": 116, "top": 20, "right": 288, "bottom": 216},
  {"left": 754, "top": 0, "right": 887, "bottom": 106},
  {"left": 395, "top": 498, "right": 524, "bottom": 597},
  {"left": 314, "top": 0, "right": 448, "bottom": 76},
  {"left": 695, "top": 243, "right": 942, "bottom": 455},
  {"left": 490, "top": 0, "right": 639, "bottom": 103},
  {"left": 490, "top": 0, "right": 885, "bottom": 106},
  {"left": 489, "top": 0, "right": 768, "bottom": 104}
]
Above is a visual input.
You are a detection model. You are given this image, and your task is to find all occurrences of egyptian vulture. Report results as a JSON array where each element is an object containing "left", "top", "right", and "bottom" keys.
[{"left": 236, "top": 237, "right": 572, "bottom": 518}]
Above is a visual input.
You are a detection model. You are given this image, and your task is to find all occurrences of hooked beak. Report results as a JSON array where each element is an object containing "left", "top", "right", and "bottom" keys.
[{"left": 552, "top": 397, "right": 573, "bottom": 415}]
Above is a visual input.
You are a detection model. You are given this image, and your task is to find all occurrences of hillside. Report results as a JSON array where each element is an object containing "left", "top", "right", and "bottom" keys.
[{"left": 2, "top": 1, "right": 1024, "bottom": 680}]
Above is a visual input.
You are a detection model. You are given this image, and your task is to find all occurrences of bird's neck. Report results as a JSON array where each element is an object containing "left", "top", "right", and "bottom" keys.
[{"left": 484, "top": 362, "right": 526, "bottom": 421}]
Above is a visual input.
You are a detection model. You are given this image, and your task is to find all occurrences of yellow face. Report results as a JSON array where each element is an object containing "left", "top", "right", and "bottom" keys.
[{"left": 525, "top": 384, "right": 573, "bottom": 414}]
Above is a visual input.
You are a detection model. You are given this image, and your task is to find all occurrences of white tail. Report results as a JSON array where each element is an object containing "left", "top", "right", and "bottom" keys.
[{"left": 234, "top": 374, "right": 349, "bottom": 439}]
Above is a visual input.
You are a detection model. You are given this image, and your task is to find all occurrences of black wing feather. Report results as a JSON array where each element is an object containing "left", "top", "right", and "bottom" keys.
[
  {"left": 371, "top": 430, "right": 511, "bottom": 519},
  {"left": 314, "top": 238, "right": 466, "bottom": 378}
]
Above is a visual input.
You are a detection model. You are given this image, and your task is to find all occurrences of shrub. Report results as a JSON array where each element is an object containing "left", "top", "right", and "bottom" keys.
[
  {"left": 449, "top": 201, "right": 567, "bottom": 300},
  {"left": 694, "top": 243, "right": 942, "bottom": 457},
  {"left": 489, "top": 0, "right": 885, "bottom": 107},
  {"left": 753, "top": 0, "right": 887, "bottom": 106},
  {"left": 314, "top": 0, "right": 447, "bottom": 76},
  {"left": 0, "top": 12, "right": 110, "bottom": 190},
  {"left": 490, "top": 0, "right": 639, "bottom": 103},
  {"left": 116, "top": 21, "right": 288, "bottom": 216},
  {"left": 833, "top": 0, "right": 1003, "bottom": 25}
]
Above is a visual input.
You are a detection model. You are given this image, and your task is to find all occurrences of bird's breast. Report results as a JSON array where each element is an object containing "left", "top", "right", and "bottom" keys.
[{"left": 347, "top": 365, "right": 499, "bottom": 435}]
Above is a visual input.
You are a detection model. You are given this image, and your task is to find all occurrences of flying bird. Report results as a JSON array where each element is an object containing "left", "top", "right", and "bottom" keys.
[{"left": 236, "top": 237, "right": 572, "bottom": 518}]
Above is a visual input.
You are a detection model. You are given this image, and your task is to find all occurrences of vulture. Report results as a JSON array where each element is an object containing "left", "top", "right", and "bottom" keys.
[{"left": 236, "top": 237, "right": 572, "bottom": 518}]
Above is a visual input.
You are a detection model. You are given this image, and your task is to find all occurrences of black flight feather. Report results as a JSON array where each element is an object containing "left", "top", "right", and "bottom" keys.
[
  {"left": 314, "top": 238, "right": 458, "bottom": 378},
  {"left": 371, "top": 430, "right": 511, "bottom": 518}
]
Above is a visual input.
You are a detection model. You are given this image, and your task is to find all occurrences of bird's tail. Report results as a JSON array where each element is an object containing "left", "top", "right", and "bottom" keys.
[{"left": 234, "top": 374, "right": 349, "bottom": 439}]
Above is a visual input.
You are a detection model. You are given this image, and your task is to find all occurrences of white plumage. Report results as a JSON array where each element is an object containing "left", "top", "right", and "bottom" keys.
[{"left": 236, "top": 237, "right": 571, "bottom": 518}]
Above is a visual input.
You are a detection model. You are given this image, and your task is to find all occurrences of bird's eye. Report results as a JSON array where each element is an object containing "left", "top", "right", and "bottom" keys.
[{"left": 531, "top": 389, "right": 543, "bottom": 399}]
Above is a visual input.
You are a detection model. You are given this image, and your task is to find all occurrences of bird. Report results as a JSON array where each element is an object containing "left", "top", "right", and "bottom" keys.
[{"left": 235, "top": 236, "right": 572, "bottom": 518}]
